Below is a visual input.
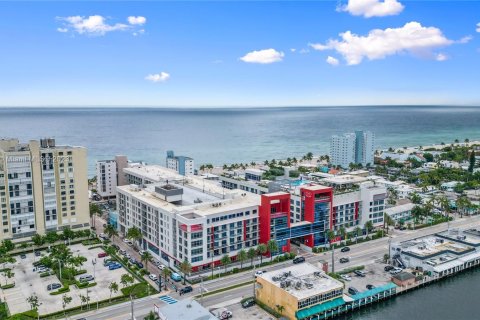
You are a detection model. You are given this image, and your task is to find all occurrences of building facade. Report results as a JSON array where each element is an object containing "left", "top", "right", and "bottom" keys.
[
  {"left": 166, "top": 150, "right": 194, "bottom": 176},
  {"left": 0, "top": 138, "right": 90, "bottom": 241},
  {"left": 330, "top": 131, "right": 374, "bottom": 168},
  {"left": 96, "top": 155, "right": 128, "bottom": 198}
]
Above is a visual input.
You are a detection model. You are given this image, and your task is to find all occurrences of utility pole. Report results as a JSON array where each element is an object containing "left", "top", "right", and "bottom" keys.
[
  {"left": 331, "top": 243, "right": 335, "bottom": 273},
  {"left": 58, "top": 260, "right": 62, "bottom": 280},
  {"left": 130, "top": 294, "right": 134, "bottom": 320}
]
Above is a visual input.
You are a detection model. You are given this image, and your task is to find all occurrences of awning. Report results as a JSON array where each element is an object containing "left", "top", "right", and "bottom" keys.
[
  {"left": 433, "top": 259, "right": 464, "bottom": 273},
  {"left": 350, "top": 282, "right": 397, "bottom": 301},
  {"left": 296, "top": 297, "right": 345, "bottom": 320}
]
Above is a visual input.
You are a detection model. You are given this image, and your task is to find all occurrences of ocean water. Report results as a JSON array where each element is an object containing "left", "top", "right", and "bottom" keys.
[{"left": 0, "top": 106, "right": 480, "bottom": 175}]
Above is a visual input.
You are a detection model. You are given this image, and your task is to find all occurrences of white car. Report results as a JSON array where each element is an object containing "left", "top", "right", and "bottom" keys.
[
  {"left": 123, "top": 239, "right": 133, "bottom": 246},
  {"left": 148, "top": 274, "right": 158, "bottom": 281},
  {"left": 254, "top": 270, "right": 265, "bottom": 277},
  {"left": 99, "top": 233, "right": 107, "bottom": 239},
  {"left": 139, "top": 250, "right": 146, "bottom": 255},
  {"left": 390, "top": 267, "right": 403, "bottom": 275},
  {"left": 125, "top": 253, "right": 131, "bottom": 259},
  {"left": 157, "top": 264, "right": 165, "bottom": 270},
  {"left": 340, "top": 274, "right": 352, "bottom": 281}
]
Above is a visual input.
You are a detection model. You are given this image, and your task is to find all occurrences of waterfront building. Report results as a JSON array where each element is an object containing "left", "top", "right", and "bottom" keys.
[
  {"left": 124, "top": 164, "right": 182, "bottom": 186},
  {"left": 330, "top": 131, "right": 374, "bottom": 168},
  {"left": 245, "top": 168, "right": 264, "bottom": 181},
  {"left": 158, "top": 299, "right": 217, "bottom": 320},
  {"left": 0, "top": 138, "right": 89, "bottom": 241},
  {"left": 166, "top": 150, "right": 194, "bottom": 176},
  {"left": 96, "top": 155, "right": 128, "bottom": 199},
  {"left": 117, "top": 166, "right": 260, "bottom": 271}
]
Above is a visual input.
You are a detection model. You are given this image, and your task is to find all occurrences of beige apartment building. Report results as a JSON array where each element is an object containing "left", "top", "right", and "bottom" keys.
[{"left": 0, "top": 138, "right": 90, "bottom": 241}]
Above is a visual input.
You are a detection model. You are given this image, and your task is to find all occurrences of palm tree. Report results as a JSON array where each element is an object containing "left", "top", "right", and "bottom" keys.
[
  {"left": 247, "top": 248, "right": 256, "bottom": 267},
  {"left": 438, "top": 195, "right": 450, "bottom": 218},
  {"left": 121, "top": 274, "right": 134, "bottom": 288},
  {"left": 267, "top": 239, "right": 278, "bottom": 262},
  {"left": 162, "top": 268, "right": 172, "bottom": 290},
  {"left": 326, "top": 229, "right": 336, "bottom": 273},
  {"left": 144, "top": 311, "right": 160, "bottom": 320},
  {"left": 338, "top": 227, "right": 347, "bottom": 245},
  {"left": 257, "top": 244, "right": 267, "bottom": 264},
  {"left": 108, "top": 281, "right": 119, "bottom": 302},
  {"left": 354, "top": 227, "right": 362, "bottom": 244},
  {"left": 364, "top": 221, "right": 374, "bottom": 237},
  {"left": 62, "top": 294, "right": 72, "bottom": 317},
  {"left": 237, "top": 249, "right": 247, "bottom": 269},
  {"left": 141, "top": 251, "right": 152, "bottom": 270},
  {"left": 179, "top": 259, "right": 192, "bottom": 285},
  {"left": 220, "top": 255, "right": 231, "bottom": 273},
  {"left": 79, "top": 294, "right": 87, "bottom": 310},
  {"left": 104, "top": 224, "right": 118, "bottom": 242},
  {"left": 126, "top": 227, "right": 143, "bottom": 248},
  {"left": 276, "top": 305, "right": 285, "bottom": 315},
  {"left": 410, "top": 192, "right": 422, "bottom": 204}
]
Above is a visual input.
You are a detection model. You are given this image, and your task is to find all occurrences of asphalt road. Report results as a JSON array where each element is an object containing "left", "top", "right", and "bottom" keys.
[{"left": 73, "top": 214, "right": 480, "bottom": 319}]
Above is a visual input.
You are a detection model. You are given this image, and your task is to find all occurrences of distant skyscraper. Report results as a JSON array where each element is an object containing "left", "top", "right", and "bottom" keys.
[
  {"left": 166, "top": 150, "right": 194, "bottom": 176},
  {"left": 330, "top": 131, "right": 374, "bottom": 168},
  {"left": 96, "top": 155, "right": 128, "bottom": 199}
]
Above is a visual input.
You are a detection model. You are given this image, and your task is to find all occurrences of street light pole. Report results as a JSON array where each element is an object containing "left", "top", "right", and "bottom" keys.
[
  {"left": 58, "top": 260, "right": 62, "bottom": 280},
  {"left": 92, "top": 258, "right": 97, "bottom": 279}
]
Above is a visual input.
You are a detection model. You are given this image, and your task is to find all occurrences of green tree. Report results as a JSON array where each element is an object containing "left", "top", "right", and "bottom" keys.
[
  {"left": 89, "top": 203, "right": 102, "bottom": 227},
  {"left": 108, "top": 281, "right": 119, "bottom": 302},
  {"left": 126, "top": 227, "right": 143, "bottom": 248},
  {"left": 256, "top": 243, "right": 267, "bottom": 264},
  {"left": 79, "top": 294, "right": 87, "bottom": 310},
  {"left": 162, "top": 268, "right": 171, "bottom": 291},
  {"left": 237, "top": 249, "right": 247, "bottom": 269},
  {"left": 364, "top": 221, "right": 374, "bottom": 237},
  {"left": 354, "top": 227, "right": 362, "bottom": 243},
  {"left": 104, "top": 224, "right": 119, "bottom": 242},
  {"left": 1, "top": 239, "right": 14, "bottom": 252},
  {"left": 31, "top": 233, "right": 45, "bottom": 247},
  {"left": 45, "top": 231, "right": 59, "bottom": 244},
  {"left": 469, "top": 150, "right": 476, "bottom": 173},
  {"left": 220, "top": 255, "right": 231, "bottom": 273},
  {"left": 3, "top": 269, "right": 13, "bottom": 285},
  {"left": 62, "top": 294, "right": 72, "bottom": 317},
  {"left": 338, "top": 227, "right": 347, "bottom": 245},
  {"left": 267, "top": 239, "right": 279, "bottom": 262},
  {"left": 26, "top": 293, "right": 40, "bottom": 313},
  {"left": 141, "top": 251, "right": 153, "bottom": 270},
  {"left": 276, "top": 304, "right": 285, "bottom": 315},
  {"left": 410, "top": 192, "right": 422, "bottom": 204},
  {"left": 62, "top": 227, "right": 75, "bottom": 242},
  {"left": 144, "top": 311, "right": 160, "bottom": 320},
  {"left": 179, "top": 259, "right": 192, "bottom": 285},
  {"left": 120, "top": 274, "right": 134, "bottom": 288},
  {"left": 247, "top": 248, "right": 256, "bottom": 267}
]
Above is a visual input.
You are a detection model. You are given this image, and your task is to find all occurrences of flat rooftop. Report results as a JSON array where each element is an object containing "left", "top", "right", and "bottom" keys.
[
  {"left": 437, "top": 228, "right": 480, "bottom": 246},
  {"left": 385, "top": 203, "right": 415, "bottom": 215},
  {"left": 158, "top": 299, "right": 217, "bottom": 320},
  {"left": 398, "top": 235, "right": 474, "bottom": 258},
  {"left": 124, "top": 164, "right": 184, "bottom": 183},
  {"left": 322, "top": 175, "right": 368, "bottom": 186},
  {"left": 258, "top": 263, "right": 343, "bottom": 300}
]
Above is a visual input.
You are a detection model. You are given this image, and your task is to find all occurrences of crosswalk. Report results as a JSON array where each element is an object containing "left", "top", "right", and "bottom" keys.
[{"left": 159, "top": 295, "right": 177, "bottom": 305}]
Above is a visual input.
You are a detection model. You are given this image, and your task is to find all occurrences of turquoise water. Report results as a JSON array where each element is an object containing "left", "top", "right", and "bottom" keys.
[{"left": 0, "top": 106, "right": 479, "bottom": 176}]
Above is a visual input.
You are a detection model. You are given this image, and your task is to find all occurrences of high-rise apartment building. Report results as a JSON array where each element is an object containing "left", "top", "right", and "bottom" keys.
[
  {"left": 330, "top": 131, "right": 374, "bottom": 168},
  {"left": 166, "top": 150, "right": 194, "bottom": 176},
  {"left": 0, "top": 138, "right": 90, "bottom": 241},
  {"left": 96, "top": 155, "right": 128, "bottom": 199}
]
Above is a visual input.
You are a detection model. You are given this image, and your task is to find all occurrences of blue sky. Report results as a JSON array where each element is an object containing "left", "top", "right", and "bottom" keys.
[{"left": 0, "top": 0, "right": 479, "bottom": 107}]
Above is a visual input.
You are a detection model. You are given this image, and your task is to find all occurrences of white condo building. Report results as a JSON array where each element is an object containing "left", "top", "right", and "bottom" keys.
[
  {"left": 117, "top": 165, "right": 260, "bottom": 272},
  {"left": 96, "top": 155, "right": 128, "bottom": 199},
  {"left": 166, "top": 150, "right": 194, "bottom": 176},
  {"left": 330, "top": 131, "right": 375, "bottom": 168}
]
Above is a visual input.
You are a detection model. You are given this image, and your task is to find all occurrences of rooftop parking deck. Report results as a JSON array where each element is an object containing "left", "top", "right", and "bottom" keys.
[{"left": 397, "top": 235, "right": 474, "bottom": 259}]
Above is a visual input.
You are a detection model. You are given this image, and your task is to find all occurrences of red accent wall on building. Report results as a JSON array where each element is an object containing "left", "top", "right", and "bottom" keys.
[
  {"left": 259, "top": 192, "right": 291, "bottom": 245},
  {"left": 354, "top": 202, "right": 359, "bottom": 221}
]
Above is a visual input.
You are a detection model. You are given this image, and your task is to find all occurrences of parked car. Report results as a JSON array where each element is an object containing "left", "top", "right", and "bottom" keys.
[
  {"left": 179, "top": 286, "right": 193, "bottom": 295},
  {"left": 384, "top": 265, "right": 394, "bottom": 272},
  {"left": 79, "top": 275, "right": 95, "bottom": 283},
  {"left": 219, "top": 310, "right": 232, "bottom": 319},
  {"left": 139, "top": 250, "right": 146, "bottom": 255},
  {"left": 119, "top": 249, "right": 127, "bottom": 256},
  {"left": 171, "top": 273, "right": 182, "bottom": 282},
  {"left": 128, "top": 258, "right": 137, "bottom": 265},
  {"left": 20, "top": 254, "right": 26, "bottom": 259},
  {"left": 47, "top": 283, "right": 62, "bottom": 291},
  {"left": 254, "top": 270, "right": 265, "bottom": 277},
  {"left": 390, "top": 267, "right": 402, "bottom": 275},
  {"left": 99, "top": 233, "right": 107, "bottom": 240},
  {"left": 135, "top": 262, "right": 144, "bottom": 269},
  {"left": 104, "top": 260, "right": 116, "bottom": 267},
  {"left": 242, "top": 298, "right": 255, "bottom": 308},
  {"left": 339, "top": 257, "right": 350, "bottom": 263},
  {"left": 157, "top": 264, "right": 165, "bottom": 270},
  {"left": 293, "top": 256, "right": 306, "bottom": 264},
  {"left": 125, "top": 253, "right": 131, "bottom": 259},
  {"left": 98, "top": 252, "right": 108, "bottom": 258},
  {"left": 353, "top": 270, "right": 366, "bottom": 277},
  {"left": 366, "top": 284, "right": 375, "bottom": 290},
  {"left": 348, "top": 287, "right": 359, "bottom": 295},
  {"left": 34, "top": 266, "right": 48, "bottom": 273},
  {"left": 341, "top": 247, "right": 350, "bottom": 252},
  {"left": 123, "top": 239, "right": 133, "bottom": 246},
  {"left": 112, "top": 244, "right": 120, "bottom": 250},
  {"left": 340, "top": 274, "right": 352, "bottom": 281},
  {"left": 34, "top": 251, "right": 41, "bottom": 257},
  {"left": 148, "top": 274, "right": 158, "bottom": 281},
  {"left": 109, "top": 263, "right": 122, "bottom": 270}
]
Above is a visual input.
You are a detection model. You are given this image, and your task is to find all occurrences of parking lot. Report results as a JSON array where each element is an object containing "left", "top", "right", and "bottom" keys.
[
  {"left": 340, "top": 263, "right": 394, "bottom": 296},
  {"left": 211, "top": 302, "right": 274, "bottom": 320},
  {"left": 1, "top": 243, "right": 138, "bottom": 315}
]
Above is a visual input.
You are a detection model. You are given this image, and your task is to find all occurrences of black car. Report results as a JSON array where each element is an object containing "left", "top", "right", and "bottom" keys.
[
  {"left": 341, "top": 247, "right": 350, "bottom": 252},
  {"left": 47, "top": 283, "right": 62, "bottom": 291},
  {"left": 384, "top": 265, "right": 394, "bottom": 272},
  {"left": 293, "top": 256, "right": 305, "bottom": 264},
  {"left": 129, "top": 258, "right": 136, "bottom": 264},
  {"left": 179, "top": 286, "right": 193, "bottom": 295},
  {"left": 34, "top": 251, "right": 41, "bottom": 257},
  {"left": 366, "top": 284, "right": 375, "bottom": 290},
  {"left": 20, "top": 254, "right": 26, "bottom": 259},
  {"left": 135, "top": 261, "right": 144, "bottom": 269},
  {"left": 242, "top": 298, "right": 255, "bottom": 308},
  {"left": 348, "top": 287, "right": 359, "bottom": 295},
  {"left": 339, "top": 257, "right": 349, "bottom": 263},
  {"left": 112, "top": 244, "right": 120, "bottom": 250}
]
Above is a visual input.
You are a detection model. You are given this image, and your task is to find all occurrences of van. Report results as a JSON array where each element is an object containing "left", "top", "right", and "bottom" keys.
[
  {"left": 171, "top": 273, "right": 182, "bottom": 282},
  {"left": 79, "top": 275, "right": 94, "bottom": 282}
]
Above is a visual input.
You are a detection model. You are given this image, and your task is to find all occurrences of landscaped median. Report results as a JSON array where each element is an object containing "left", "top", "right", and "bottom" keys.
[{"left": 194, "top": 280, "right": 253, "bottom": 298}]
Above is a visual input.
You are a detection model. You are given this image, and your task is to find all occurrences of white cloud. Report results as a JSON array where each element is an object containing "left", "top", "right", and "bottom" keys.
[
  {"left": 458, "top": 36, "right": 472, "bottom": 44},
  {"left": 145, "top": 72, "right": 170, "bottom": 83},
  {"left": 57, "top": 15, "right": 130, "bottom": 35},
  {"left": 477, "top": 23, "right": 480, "bottom": 33},
  {"left": 436, "top": 53, "right": 448, "bottom": 61},
  {"left": 326, "top": 56, "right": 340, "bottom": 66},
  {"left": 290, "top": 48, "right": 297, "bottom": 52},
  {"left": 310, "top": 22, "right": 454, "bottom": 65},
  {"left": 339, "top": 0, "right": 404, "bottom": 18},
  {"left": 240, "top": 49, "right": 284, "bottom": 64},
  {"left": 127, "top": 16, "right": 146, "bottom": 25}
]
